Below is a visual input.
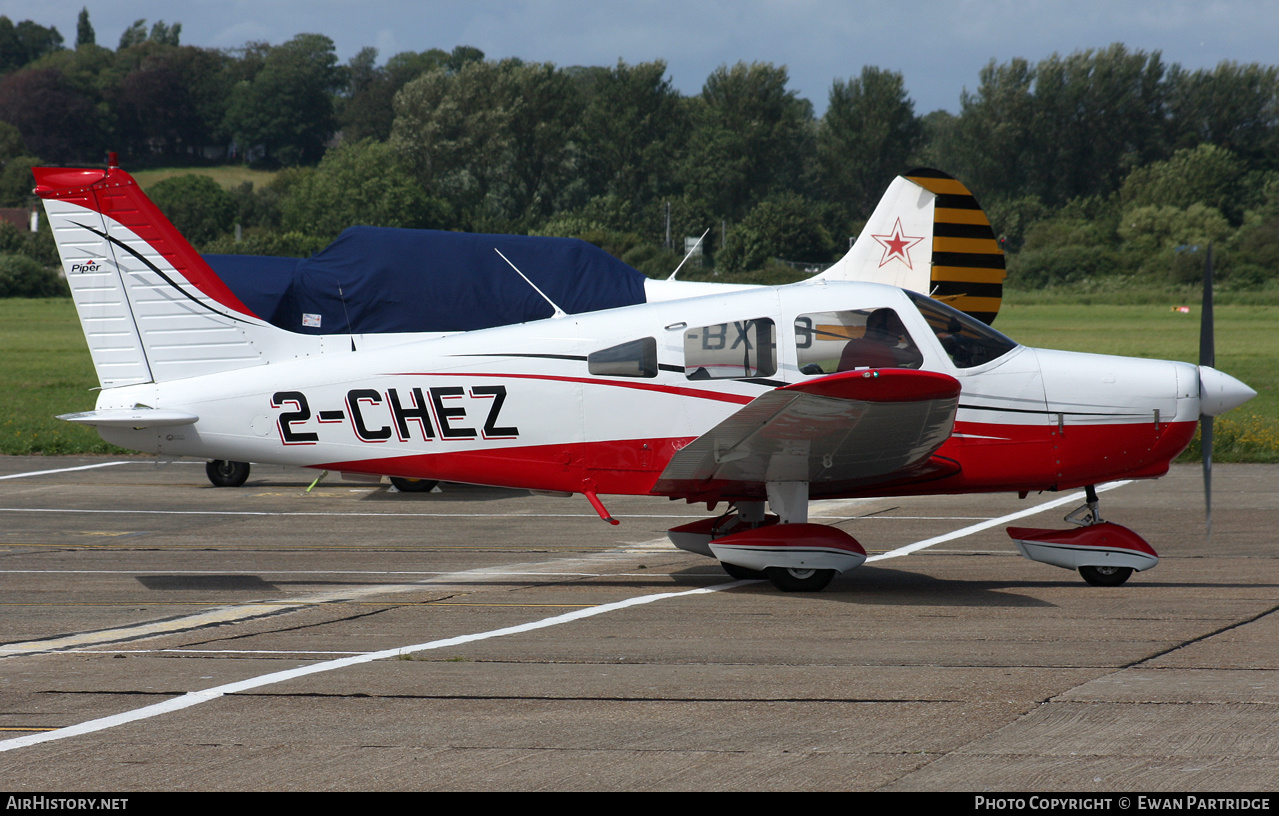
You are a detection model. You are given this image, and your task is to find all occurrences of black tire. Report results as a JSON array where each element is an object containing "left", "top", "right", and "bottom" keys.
[
  {"left": 389, "top": 477, "right": 439, "bottom": 493},
  {"left": 206, "top": 460, "right": 250, "bottom": 488},
  {"left": 721, "top": 562, "right": 765, "bottom": 580},
  {"left": 765, "top": 566, "right": 835, "bottom": 592},
  {"left": 1078, "top": 565, "right": 1134, "bottom": 587}
]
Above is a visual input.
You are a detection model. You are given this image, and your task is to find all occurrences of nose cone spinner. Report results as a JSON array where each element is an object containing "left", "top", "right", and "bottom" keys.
[{"left": 1199, "top": 366, "right": 1256, "bottom": 417}]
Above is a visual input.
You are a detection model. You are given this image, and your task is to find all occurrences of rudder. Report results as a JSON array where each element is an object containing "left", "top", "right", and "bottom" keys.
[{"left": 35, "top": 156, "right": 280, "bottom": 387}]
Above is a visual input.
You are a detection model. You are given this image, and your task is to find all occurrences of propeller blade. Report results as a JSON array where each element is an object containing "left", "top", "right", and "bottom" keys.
[
  {"left": 1200, "top": 244, "right": 1214, "bottom": 369},
  {"left": 1202, "top": 414, "right": 1213, "bottom": 541},
  {"left": 1200, "top": 244, "right": 1214, "bottom": 541}
]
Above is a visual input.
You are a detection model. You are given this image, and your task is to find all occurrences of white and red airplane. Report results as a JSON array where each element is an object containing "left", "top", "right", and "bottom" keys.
[{"left": 35, "top": 158, "right": 1255, "bottom": 592}]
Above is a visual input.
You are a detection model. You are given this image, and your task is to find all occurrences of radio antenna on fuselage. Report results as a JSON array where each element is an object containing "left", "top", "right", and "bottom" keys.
[
  {"left": 668, "top": 228, "right": 710, "bottom": 280},
  {"left": 494, "top": 248, "right": 568, "bottom": 319}
]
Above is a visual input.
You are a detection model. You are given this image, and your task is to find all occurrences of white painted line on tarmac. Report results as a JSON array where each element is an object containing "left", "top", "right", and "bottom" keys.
[
  {"left": 866, "top": 481, "right": 1132, "bottom": 561},
  {"left": 0, "top": 580, "right": 744, "bottom": 753},
  {"left": 0, "top": 479, "right": 1135, "bottom": 751},
  {"left": 0, "top": 461, "right": 135, "bottom": 480},
  {"left": 0, "top": 549, "right": 676, "bottom": 656}
]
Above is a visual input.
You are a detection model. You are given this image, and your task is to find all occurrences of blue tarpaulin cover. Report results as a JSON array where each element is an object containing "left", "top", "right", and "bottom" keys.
[{"left": 206, "top": 226, "right": 649, "bottom": 334}]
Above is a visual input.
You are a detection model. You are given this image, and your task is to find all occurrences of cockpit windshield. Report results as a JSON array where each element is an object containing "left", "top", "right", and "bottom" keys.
[{"left": 905, "top": 291, "right": 1018, "bottom": 369}]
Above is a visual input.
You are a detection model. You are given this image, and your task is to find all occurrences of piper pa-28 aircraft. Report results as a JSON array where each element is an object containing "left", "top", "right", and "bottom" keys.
[{"left": 35, "top": 158, "right": 1255, "bottom": 592}]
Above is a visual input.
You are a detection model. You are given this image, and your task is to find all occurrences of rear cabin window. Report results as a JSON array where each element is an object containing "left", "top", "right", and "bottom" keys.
[
  {"left": 905, "top": 291, "right": 1017, "bottom": 369},
  {"left": 588, "top": 337, "right": 658, "bottom": 378},
  {"left": 684, "top": 318, "right": 777, "bottom": 379},
  {"left": 795, "top": 309, "right": 923, "bottom": 375}
]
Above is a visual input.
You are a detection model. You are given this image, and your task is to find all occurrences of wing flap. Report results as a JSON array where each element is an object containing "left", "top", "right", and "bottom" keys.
[{"left": 652, "top": 369, "right": 959, "bottom": 496}]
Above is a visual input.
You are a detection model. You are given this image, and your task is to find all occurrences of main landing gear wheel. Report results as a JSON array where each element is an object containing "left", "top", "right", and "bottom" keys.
[
  {"left": 206, "top": 460, "right": 249, "bottom": 487},
  {"left": 765, "top": 567, "right": 835, "bottom": 592},
  {"left": 389, "top": 477, "right": 439, "bottom": 493},
  {"left": 720, "top": 562, "right": 765, "bottom": 580},
  {"left": 1078, "top": 565, "right": 1134, "bottom": 587}
]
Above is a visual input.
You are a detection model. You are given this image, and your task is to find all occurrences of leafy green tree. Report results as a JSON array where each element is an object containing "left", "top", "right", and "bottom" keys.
[
  {"left": 502, "top": 61, "right": 585, "bottom": 221},
  {"left": 680, "top": 62, "right": 813, "bottom": 221},
  {"left": 1229, "top": 212, "right": 1279, "bottom": 285},
  {"left": 1167, "top": 62, "right": 1279, "bottom": 168},
  {"left": 445, "top": 45, "right": 485, "bottom": 73},
  {"left": 940, "top": 58, "right": 1037, "bottom": 204},
  {"left": 717, "top": 192, "right": 833, "bottom": 274},
  {"left": 392, "top": 61, "right": 510, "bottom": 218},
  {"left": 118, "top": 19, "right": 147, "bottom": 50},
  {"left": 1120, "top": 144, "right": 1247, "bottom": 221},
  {"left": 338, "top": 47, "right": 463, "bottom": 142},
  {"left": 0, "top": 155, "right": 39, "bottom": 206},
  {"left": 392, "top": 58, "right": 582, "bottom": 226},
  {"left": 950, "top": 46, "right": 1168, "bottom": 206},
  {"left": 149, "top": 175, "right": 235, "bottom": 246},
  {"left": 117, "top": 19, "right": 180, "bottom": 49},
  {"left": 0, "top": 120, "right": 27, "bottom": 162},
  {"left": 149, "top": 21, "right": 181, "bottom": 47},
  {"left": 0, "top": 68, "right": 103, "bottom": 162},
  {"left": 75, "top": 8, "right": 94, "bottom": 48},
  {"left": 1118, "top": 202, "right": 1233, "bottom": 282},
  {"left": 224, "top": 34, "right": 341, "bottom": 166},
  {"left": 817, "top": 67, "right": 921, "bottom": 223},
  {"left": 280, "top": 139, "right": 451, "bottom": 239},
  {"left": 227, "top": 166, "right": 313, "bottom": 231},
  {"left": 1033, "top": 45, "right": 1168, "bottom": 202},
  {"left": 1007, "top": 246, "right": 1122, "bottom": 288},
  {"left": 200, "top": 229, "right": 328, "bottom": 258},
  {"left": 0, "top": 252, "right": 66, "bottom": 297},
  {"left": 116, "top": 59, "right": 202, "bottom": 157},
  {"left": 579, "top": 60, "right": 686, "bottom": 209},
  {"left": 0, "top": 17, "right": 64, "bottom": 74}
]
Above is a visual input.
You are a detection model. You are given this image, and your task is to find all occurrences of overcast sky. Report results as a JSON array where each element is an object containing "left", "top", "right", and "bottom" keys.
[{"left": 6, "top": 1, "right": 1279, "bottom": 114}]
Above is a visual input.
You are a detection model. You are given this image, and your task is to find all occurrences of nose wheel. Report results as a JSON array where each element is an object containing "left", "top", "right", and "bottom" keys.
[
  {"left": 765, "top": 567, "right": 836, "bottom": 592},
  {"left": 1008, "top": 487, "right": 1158, "bottom": 586},
  {"left": 1078, "top": 565, "right": 1134, "bottom": 587}
]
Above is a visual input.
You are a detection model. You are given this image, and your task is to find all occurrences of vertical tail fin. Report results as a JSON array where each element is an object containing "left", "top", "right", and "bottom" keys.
[
  {"left": 35, "top": 157, "right": 279, "bottom": 387},
  {"left": 817, "top": 168, "right": 1006, "bottom": 324}
]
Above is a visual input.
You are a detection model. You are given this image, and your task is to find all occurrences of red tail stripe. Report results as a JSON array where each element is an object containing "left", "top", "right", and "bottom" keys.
[{"left": 33, "top": 165, "right": 260, "bottom": 320}]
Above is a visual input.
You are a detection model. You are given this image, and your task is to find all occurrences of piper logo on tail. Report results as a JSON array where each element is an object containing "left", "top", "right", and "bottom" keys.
[{"left": 68, "top": 260, "right": 102, "bottom": 273}]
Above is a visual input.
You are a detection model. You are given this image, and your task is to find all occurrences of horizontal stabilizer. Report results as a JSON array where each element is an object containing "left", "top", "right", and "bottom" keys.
[{"left": 58, "top": 408, "right": 199, "bottom": 428}]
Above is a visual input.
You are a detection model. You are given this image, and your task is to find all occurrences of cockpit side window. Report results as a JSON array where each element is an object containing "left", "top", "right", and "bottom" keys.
[
  {"left": 906, "top": 291, "right": 1017, "bottom": 369},
  {"left": 588, "top": 337, "right": 658, "bottom": 378},
  {"left": 684, "top": 318, "right": 777, "bottom": 380},
  {"left": 794, "top": 309, "right": 923, "bottom": 375}
]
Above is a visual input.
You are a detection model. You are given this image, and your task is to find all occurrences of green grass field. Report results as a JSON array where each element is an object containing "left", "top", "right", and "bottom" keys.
[
  {"left": 1, "top": 297, "right": 1274, "bottom": 459},
  {"left": 0, "top": 299, "right": 122, "bottom": 454}
]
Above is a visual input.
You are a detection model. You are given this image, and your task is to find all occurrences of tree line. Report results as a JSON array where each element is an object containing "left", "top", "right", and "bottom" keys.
[{"left": 3, "top": 9, "right": 1279, "bottom": 295}]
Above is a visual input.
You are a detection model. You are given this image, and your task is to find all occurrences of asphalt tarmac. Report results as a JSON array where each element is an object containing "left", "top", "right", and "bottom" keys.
[{"left": 0, "top": 455, "right": 1275, "bottom": 792}]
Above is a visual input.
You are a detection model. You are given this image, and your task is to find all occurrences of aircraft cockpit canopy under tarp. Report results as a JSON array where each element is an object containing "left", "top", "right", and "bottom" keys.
[{"left": 205, "top": 226, "right": 650, "bottom": 335}]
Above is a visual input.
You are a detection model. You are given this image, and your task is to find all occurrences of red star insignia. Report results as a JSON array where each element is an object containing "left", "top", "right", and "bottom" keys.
[{"left": 871, "top": 218, "right": 925, "bottom": 269}]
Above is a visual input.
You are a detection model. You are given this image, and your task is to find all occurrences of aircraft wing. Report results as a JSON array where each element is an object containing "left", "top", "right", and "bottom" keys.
[{"left": 652, "top": 369, "right": 961, "bottom": 501}]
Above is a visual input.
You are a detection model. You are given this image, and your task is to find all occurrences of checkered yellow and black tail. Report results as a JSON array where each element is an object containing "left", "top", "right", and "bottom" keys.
[
  {"left": 904, "top": 168, "right": 1005, "bottom": 325},
  {"left": 818, "top": 168, "right": 1005, "bottom": 324}
]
